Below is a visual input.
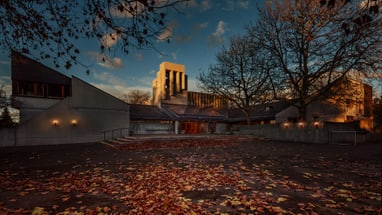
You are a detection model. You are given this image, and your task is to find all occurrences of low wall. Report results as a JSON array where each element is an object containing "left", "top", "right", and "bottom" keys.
[
  {"left": 0, "top": 128, "right": 16, "bottom": 147},
  {"left": 235, "top": 122, "right": 369, "bottom": 144},
  {"left": 130, "top": 122, "right": 174, "bottom": 135}
]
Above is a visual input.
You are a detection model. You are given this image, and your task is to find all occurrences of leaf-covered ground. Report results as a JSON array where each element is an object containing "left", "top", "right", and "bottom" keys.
[{"left": 0, "top": 136, "right": 381, "bottom": 214}]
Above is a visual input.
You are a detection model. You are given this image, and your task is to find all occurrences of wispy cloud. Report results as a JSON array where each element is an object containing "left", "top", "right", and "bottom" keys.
[
  {"left": 87, "top": 51, "right": 123, "bottom": 69},
  {"left": 200, "top": 0, "right": 212, "bottom": 11},
  {"left": 101, "top": 32, "right": 120, "bottom": 48},
  {"left": 93, "top": 71, "right": 126, "bottom": 87},
  {"left": 92, "top": 72, "right": 154, "bottom": 99},
  {"left": 187, "top": 78, "right": 199, "bottom": 92},
  {"left": 109, "top": 1, "right": 145, "bottom": 18},
  {"left": 0, "top": 60, "right": 10, "bottom": 65},
  {"left": 194, "top": 22, "right": 209, "bottom": 31},
  {"left": 157, "top": 25, "right": 173, "bottom": 42},
  {"left": 223, "top": 0, "right": 250, "bottom": 11},
  {"left": 208, "top": 21, "right": 226, "bottom": 46},
  {"left": 92, "top": 71, "right": 129, "bottom": 98},
  {"left": 183, "top": 0, "right": 198, "bottom": 8},
  {"left": 238, "top": 0, "right": 250, "bottom": 9},
  {"left": 175, "top": 35, "right": 191, "bottom": 43},
  {"left": 171, "top": 52, "right": 177, "bottom": 60},
  {"left": 134, "top": 53, "right": 143, "bottom": 61}
]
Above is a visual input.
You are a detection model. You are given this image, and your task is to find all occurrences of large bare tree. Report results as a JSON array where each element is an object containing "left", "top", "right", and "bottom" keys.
[
  {"left": 123, "top": 89, "right": 151, "bottom": 104},
  {"left": 249, "top": 0, "right": 382, "bottom": 121},
  {"left": 0, "top": 0, "right": 188, "bottom": 70},
  {"left": 198, "top": 35, "right": 272, "bottom": 124}
]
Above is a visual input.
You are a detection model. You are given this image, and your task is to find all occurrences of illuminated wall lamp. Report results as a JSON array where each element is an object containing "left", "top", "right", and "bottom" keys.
[
  {"left": 52, "top": 120, "right": 59, "bottom": 126},
  {"left": 283, "top": 122, "right": 290, "bottom": 128},
  {"left": 313, "top": 121, "right": 320, "bottom": 128},
  {"left": 71, "top": 119, "right": 78, "bottom": 126},
  {"left": 298, "top": 121, "right": 305, "bottom": 128}
]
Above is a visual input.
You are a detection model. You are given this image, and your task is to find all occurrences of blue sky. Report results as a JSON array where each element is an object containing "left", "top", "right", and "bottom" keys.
[{"left": 0, "top": 0, "right": 264, "bottom": 99}]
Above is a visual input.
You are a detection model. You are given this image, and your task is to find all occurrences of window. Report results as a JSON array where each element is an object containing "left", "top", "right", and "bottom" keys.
[{"left": 346, "top": 115, "right": 354, "bottom": 121}]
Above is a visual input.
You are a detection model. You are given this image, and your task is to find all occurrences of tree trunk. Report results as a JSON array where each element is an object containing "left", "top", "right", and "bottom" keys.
[
  {"left": 298, "top": 105, "right": 307, "bottom": 122},
  {"left": 245, "top": 111, "right": 252, "bottom": 125}
]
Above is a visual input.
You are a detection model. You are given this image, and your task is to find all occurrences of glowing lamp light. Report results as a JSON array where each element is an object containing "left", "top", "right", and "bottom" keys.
[
  {"left": 313, "top": 121, "right": 320, "bottom": 128},
  {"left": 283, "top": 122, "right": 290, "bottom": 128},
  {"left": 52, "top": 120, "right": 59, "bottom": 126},
  {"left": 298, "top": 121, "right": 305, "bottom": 128},
  {"left": 71, "top": 119, "right": 78, "bottom": 126}
]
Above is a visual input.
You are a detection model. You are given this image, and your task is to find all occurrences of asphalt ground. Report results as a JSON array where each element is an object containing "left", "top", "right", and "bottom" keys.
[{"left": 0, "top": 135, "right": 381, "bottom": 214}]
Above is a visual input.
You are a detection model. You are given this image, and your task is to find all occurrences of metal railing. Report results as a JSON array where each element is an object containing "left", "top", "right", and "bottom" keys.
[{"left": 103, "top": 128, "right": 129, "bottom": 141}]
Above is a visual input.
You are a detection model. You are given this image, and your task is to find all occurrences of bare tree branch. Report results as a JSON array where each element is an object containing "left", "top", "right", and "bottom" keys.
[
  {"left": 198, "top": 35, "right": 272, "bottom": 124},
  {"left": 249, "top": 0, "right": 382, "bottom": 121},
  {"left": 0, "top": 0, "right": 189, "bottom": 70}
]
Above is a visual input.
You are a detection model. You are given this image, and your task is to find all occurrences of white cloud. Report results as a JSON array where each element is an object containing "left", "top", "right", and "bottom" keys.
[
  {"left": 99, "top": 57, "right": 122, "bottom": 69},
  {"left": 175, "top": 35, "right": 191, "bottom": 43},
  {"left": 157, "top": 25, "right": 173, "bottom": 41},
  {"left": 223, "top": 0, "right": 250, "bottom": 10},
  {"left": 0, "top": 60, "right": 10, "bottom": 65},
  {"left": 195, "top": 22, "right": 209, "bottom": 30},
  {"left": 92, "top": 83, "right": 129, "bottom": 99},
  {"left": 87, "top": 51, "right": 123, "bottom": 69},
  {"left": 92, "top": 71, "right": 130, "bottom": 98},
  {"left": 93, "top": 71, "right": 127, "bottom": 87},
  {"left": 200, "top": 0, "right": 212, "bottom": 11},
  {"left": 171, "top": 52, "right": 177, "bottom": 60},
  {"left": 109, "top": 1, "right": 145, "bottom": 18},
  {"left": 238, "top": 0, "right": 250, "bottom": 9},
  {"left": 135, "top": 53, "right": 143, "bottom": 61},
  {"left": 187, "top": 78, "right": 199, "bottom": 92},
  {"left": 208, "top": 21, "right": 226, "bottom": 46},
  {"left": 183, "top": 0, "right": 198, "bottom": 8},
  {"left": 92, "top": 71, "right": 155, "bottom": 99},
  {"left": 101, "top": 32, "right": 120, "bottom": 48}
]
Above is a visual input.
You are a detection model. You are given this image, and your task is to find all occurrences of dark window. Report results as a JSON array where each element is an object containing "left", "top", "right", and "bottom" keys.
[
  {"left": 179, "top": 73, "right": 183, "bottom": 93},
  {"left": 165, "top": 70, "right": 170, "bottom": 100},
  {"left": 19, "top": 81, "right": 34, "bottom": 96},
  {"left": 47, "top": 84, "right": 63, "bottom": 98},
  {"left": 172, "top": 71, "right": 177, "bottom": 95}
]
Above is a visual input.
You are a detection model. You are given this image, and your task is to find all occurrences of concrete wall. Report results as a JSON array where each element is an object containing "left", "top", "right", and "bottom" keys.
[
  {"left": 235, "top": 122, "right": 369, "bottom": 144},
  {"left": 0, "top": 128, "right": 16, "bottom": 147},
  {"left": 13, "top": 77, "right": 129, "bottom": 146},
  {"left": 16, "top": 97, "right": 62, "bottom": 123},
  {"left": 129, "top": 121, "right": 228, "bottom": 135},
  {"left": 130, "top": 121, "right": 174, "bottom": 135}
]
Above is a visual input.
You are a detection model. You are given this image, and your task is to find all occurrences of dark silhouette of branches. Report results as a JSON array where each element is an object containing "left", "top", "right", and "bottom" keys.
[
  {"left": 0, "top": 0, "right": 189, "bottom": 70},
  {"left": 249, "top": 0, "right": 382, "bottom": 121},
  {"left": 123, "top": 89, "right": 151, "bottom": 104},
  {"left": 198, "top": 35, "right": 272, "bottom": 124}
]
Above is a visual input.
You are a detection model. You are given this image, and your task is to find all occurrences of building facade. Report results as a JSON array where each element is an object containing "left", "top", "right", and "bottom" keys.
[
  {"left": 9, "top": 52, "right": 130, "bottom": 146},
  {"left": 2, "top": 55, "right": 375, "bottom": 146}
]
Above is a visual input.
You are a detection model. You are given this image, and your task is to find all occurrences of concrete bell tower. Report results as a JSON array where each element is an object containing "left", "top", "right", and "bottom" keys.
[{"left": 152, "top": 62, "right": 187, "bottom": 106}]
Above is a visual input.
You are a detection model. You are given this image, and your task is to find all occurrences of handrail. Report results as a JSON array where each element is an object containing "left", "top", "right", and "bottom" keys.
[{"left": 103, "top": 127, "right": 129, "bottom": 141}]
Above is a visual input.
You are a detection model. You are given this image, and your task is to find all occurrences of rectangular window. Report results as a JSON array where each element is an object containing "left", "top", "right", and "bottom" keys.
[
  {"left": 47, "top": 84, "right": 63, "bottom": 98},
  {"left": 35, "top": 82, "right": 45, "bottom": 97},
  {"left": 179, "top": 73, "right": 183, "bottom": 94},
  {"left": 165, "top": 71, "right": 170, "bottom": 100},
  {"left": 172, "top": 71, "right": 177, "bottom": 95}
]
